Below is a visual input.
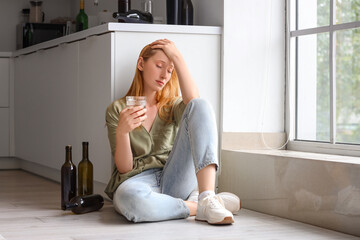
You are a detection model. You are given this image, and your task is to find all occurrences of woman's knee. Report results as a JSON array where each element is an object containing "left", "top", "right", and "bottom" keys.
[
  {"left": 113, "top": 182, "right": 156, "bottom": 222},
  {"left": 187, "top": 98, "right": 214, "bottom": 117},
  {"left": 188, "top": 98, "right": 211, "bottom": 109}
]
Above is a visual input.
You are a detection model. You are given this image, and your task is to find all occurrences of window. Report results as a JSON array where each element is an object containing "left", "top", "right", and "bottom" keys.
[{"left": 287, "top": 0, "right": 360, "bottom": 156}]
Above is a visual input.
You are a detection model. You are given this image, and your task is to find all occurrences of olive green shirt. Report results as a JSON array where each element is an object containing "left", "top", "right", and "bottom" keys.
[{"left": 104, "top": 97, "right": 186, "bottom": 199}]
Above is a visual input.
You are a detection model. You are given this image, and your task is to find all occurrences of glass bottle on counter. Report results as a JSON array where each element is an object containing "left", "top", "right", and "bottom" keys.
[
  {"left": 78, "top": 142, "right": 93, "bottom": 196},
  {"left": 166, "top": 0, "right": 182, "bottom": 24},
  {"left": 76, "top": 0, "right": 88, "bottom": 31},
  {"left": 142, "top": 0, "right": 152, "bottom": 14},
  {"left": 24, "top": 23, "right": 34, "bottom": 48},
  {"left": 65, "top": 194, "right": 104, "bottom": 214},
  {"left": 181, "top": 0, "right": 193, "bottom": 25},
  {"left": 61, "top": 145, "right": 77, "bottom": 210}
]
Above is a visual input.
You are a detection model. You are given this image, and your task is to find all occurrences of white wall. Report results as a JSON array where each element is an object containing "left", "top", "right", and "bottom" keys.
[
  {"left": 223, "top": 0, "right": 285, "bottom": 132},
  {"left": 193, "top": 0, "right": 223, "bottom": 26}
]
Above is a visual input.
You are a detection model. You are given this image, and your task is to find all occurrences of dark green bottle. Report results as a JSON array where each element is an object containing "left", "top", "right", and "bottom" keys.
[
  {"left": 61, "top": 145, "right": 77, "bottom": 210},
  {"left": 78, "top": 142, "right": 93, "bottom": 196},
  {"left": 24, "top": 23, "right": 33, "bottom": 48},
  {"left": 65, "top": 194, "right": 104, "bottom": 214},
  {"left": 76, "top": 0, "right": 88, "bottom": 31}
]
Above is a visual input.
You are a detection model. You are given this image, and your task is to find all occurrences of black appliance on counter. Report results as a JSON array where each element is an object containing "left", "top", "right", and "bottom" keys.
[
  {"left": 113, "top": 10, "right": 153, "bottom": 23},
  {"left": 113, "top": 0, "right": 153, "bottom": 23},
  {"left": 17, "top": 23, "right": 66, "bottom": 49}
]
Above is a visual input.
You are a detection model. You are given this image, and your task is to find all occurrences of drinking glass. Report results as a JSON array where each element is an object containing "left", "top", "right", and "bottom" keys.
[{"left": 126, "top": 96, "right": 146, "bottom": 108}]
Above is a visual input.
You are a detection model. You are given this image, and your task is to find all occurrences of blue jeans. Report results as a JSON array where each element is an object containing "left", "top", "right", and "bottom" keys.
[{"left": 113, "top": 98, "right": 219, "bottom": 222}]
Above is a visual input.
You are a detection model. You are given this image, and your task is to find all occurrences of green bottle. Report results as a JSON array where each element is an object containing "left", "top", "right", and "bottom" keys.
[
  {"left": 65, "top": 194, "right": 104, "bottom": 214},
  {"left": 78, "top": 142, "right": 93, "bottom": 196},
  {"left": 61, "top": 145, "right": 76, "bottom": 210},
  {"left": 76, "top": 0, "right": 88, "bottom": 31}
]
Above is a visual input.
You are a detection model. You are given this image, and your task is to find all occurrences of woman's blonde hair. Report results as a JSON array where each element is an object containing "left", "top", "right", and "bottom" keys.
[{"left": 125, "top": 44, "right": 180, "bottom": 122}]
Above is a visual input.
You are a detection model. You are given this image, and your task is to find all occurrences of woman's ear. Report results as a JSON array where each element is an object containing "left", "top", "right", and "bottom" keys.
[{"left": 137, "top": 57, "right": 144, "bottom": 71}]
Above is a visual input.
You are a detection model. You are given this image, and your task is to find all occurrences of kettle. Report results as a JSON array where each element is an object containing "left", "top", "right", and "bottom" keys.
[{"left": 29, "top": 1, "right": 45, "bottom": 23}]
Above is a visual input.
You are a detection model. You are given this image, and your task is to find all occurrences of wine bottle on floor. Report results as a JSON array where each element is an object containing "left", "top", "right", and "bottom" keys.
[
  {"left": 66, "top": 194, "right": 104, "bottom": 214},
  {"left": 78, "top": 142, "right": 93, "bottom": 196},
  {"left": 61, "top": 145, "right": 77, "bottom": 210}
]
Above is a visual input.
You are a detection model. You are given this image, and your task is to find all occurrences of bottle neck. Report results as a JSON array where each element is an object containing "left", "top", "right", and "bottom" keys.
[
  {"left": 65, "top": 146, "right": 72, "bottom": 163},
  {"left": 82, "top": 143, "right": 88, "bottom": 159},
  {"left": 65, "top": 202, "right": 79, "bottom": 209},
  {"left": 80, "top": 0, "right": 85, "bottom": 10}
]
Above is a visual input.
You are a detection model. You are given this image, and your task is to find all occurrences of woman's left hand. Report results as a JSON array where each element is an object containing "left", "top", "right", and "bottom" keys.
[{"left": 150, "top": 39, "right": 182, "bottom": 62}]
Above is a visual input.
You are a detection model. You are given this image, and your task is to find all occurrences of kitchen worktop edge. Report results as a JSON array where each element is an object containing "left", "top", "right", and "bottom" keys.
[
  {"left": 0, "top": 52, "right": 13, "bottom": 57},
  {"left": 12, "top": 23, "right": 222, "bottom": 57}
]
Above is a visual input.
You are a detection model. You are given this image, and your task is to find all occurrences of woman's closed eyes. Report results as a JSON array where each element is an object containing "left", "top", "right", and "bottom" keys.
[{"left": 156, "top": 64, "right": 173, "bottom": 74}]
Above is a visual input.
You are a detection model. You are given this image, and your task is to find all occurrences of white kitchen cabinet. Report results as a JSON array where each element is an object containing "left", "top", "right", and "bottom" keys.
[
  {"left": 78, "top": 34, "right": 113, "bottom": 184},
  {"left": 0, "top": 57, "right": 10, "bottom": 157},
  {"left": 15, "top": 42, "right": 78, "bottom": 169},
  {"left": 14, "top": 26, "right": 221, "bottom": 191},
  {"left": 0, "top": 58, "right": 9, "bottom": 107},
  {"left": 0, "top": 108, "right": 9, "bottom": 156},
  {"left": 15, "top": 36, "right": 113, "bottom": 186}
]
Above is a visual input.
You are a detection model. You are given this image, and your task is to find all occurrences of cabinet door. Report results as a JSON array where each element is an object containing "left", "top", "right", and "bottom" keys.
[
  {"left": 0, "top": 108, "right": 9, "bottom": 156},
  {"left": 0, "top": 58, "right": 9, "bottom": 107},
  {"left": 78, "top": 33, "right": 113, "bottom": 184},
  {"left": 15, "top": 42, "right": 78, "bottom": 169}
]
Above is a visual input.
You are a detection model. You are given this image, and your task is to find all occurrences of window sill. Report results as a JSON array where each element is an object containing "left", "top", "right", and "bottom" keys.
[
  {"left": 222, "top": 149, "right": 360, "bottom": 165},
  {"left": 287, "top": 141, "right": 360, "bottom": 158}
]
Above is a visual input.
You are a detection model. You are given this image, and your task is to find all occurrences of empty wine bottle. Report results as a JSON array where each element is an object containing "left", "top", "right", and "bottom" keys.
[
  {"left": 61, "top": 145, "right": 77, "bottom": 210},
  {"left": 65, "top": 194, "right": 104, "bottom": 214},
  {"left": 78, "top": 142, "right": 93, "bottom": 196}
]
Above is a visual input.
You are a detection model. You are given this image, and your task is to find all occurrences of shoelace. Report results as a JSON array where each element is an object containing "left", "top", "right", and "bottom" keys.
[{"left": 204, "top": 195, "right": 225, "bottom": 209}]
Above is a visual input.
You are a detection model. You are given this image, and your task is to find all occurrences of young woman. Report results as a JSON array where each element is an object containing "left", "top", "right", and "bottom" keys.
[{"left": 105, "top": 39, "right": 240, "bottom": 224}]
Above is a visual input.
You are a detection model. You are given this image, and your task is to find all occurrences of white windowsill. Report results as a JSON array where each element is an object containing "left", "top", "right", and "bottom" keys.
[{"left": 223, "top": 149, "right": 360, "bottom": 165}]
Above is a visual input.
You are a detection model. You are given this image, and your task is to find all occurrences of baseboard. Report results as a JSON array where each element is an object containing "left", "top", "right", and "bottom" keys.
[
  {"left": 2, "top": 157, "right": 109, "bottom": 200},
  {"left": 20, "top": 158, "right": 62, "bottom": 182},
  {"left": 0, "top": 157, "right": 20, "bottom": 169}
]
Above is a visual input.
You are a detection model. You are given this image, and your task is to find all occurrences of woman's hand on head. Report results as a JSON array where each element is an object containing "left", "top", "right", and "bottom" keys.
[
  {"left": 150, "top": 39, "right": 182, "bottom": 62},
  {"left": 116, "top": 106, "right": 147, "bottom": 135}
]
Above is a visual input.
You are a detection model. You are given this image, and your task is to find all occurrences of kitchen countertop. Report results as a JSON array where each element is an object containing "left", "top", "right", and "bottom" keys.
[
  {"left": 12, "top": 23, "right": 222, "bottom": 57},
  {"left": 0, "top": 52, "right": 12, "bottom": 57}
]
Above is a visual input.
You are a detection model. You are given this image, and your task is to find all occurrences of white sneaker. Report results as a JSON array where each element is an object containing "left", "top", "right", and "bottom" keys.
[
  {"left": 217, "top": 192, "right": 241, "bottom": 214},
  {"left": 195, "top": 195, "right": 234, "bottom": 225},
  {"left": 187, "top": 191, "right": 241, "bottom": 214}
]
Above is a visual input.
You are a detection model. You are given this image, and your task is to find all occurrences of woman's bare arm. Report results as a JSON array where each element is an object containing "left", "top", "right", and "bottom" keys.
[{"left": 151, "top": 39, "right": 199, "bottom": 104}]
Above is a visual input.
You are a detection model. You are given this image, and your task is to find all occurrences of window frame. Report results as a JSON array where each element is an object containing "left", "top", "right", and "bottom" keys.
[{"left": 285, "top": 0, "right": 360, "bottom": 157}]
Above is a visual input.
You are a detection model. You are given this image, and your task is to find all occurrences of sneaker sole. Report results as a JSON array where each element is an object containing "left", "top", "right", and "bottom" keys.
[{"left": 195, "top": 216, "right": 234, "bottom": 225}]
